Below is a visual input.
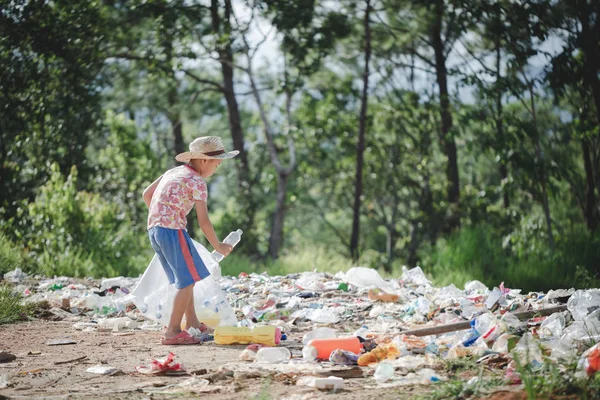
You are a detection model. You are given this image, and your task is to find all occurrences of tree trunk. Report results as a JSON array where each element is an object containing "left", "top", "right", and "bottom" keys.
[
  {"left": 243, "top": 26, "right": 296, "bottom": 260},
  {"left": 384, "top": 226, "right": 396, "bottom": 273},
  {"left": 211, "top": 0, "right": 256, "bottom": 248},
  {"left": 431, "top": 0, "right": 460, "bottom": 206},
  {"left": 529, "top": 84, "right": 555, "bottom": 250},
  {"left": 582, "top": 139, "right": 598, "bottom": 232},
  {"left": 268, "top": 172, "right": 288, "bottom": 259},
  {"left": 495, "top": 38, "right": 510, "bottom": 209},
  {"left": 579, "top": 5, "right": 600, "bottom": 124},
  {"left": 350, "top": 0, "right": 372, "bottom": 261},
  {"left": 407, "top": 221, "right": 420, "bottom": 267}
]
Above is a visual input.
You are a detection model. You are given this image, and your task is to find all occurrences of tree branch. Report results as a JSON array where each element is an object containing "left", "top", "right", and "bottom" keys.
[{"left": 110, "top": 52, "right": 225, "bottom": 92}]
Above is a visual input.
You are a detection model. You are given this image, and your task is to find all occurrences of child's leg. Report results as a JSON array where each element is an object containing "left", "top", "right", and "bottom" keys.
[
  {"left": 183, "top": 290, "right": 213, "bottom": 332},
  {"left": 164, "top": 283, "right": 194, "bottom": 338}
]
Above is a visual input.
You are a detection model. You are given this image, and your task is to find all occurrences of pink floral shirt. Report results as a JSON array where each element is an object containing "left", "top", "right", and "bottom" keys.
[{"left": 147, "top": 165, "right": 208, "bottom": 230}]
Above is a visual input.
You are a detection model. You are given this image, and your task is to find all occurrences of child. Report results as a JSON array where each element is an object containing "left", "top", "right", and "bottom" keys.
[{"left": 142, "top": 136, "right": 239, "bottom": 345}]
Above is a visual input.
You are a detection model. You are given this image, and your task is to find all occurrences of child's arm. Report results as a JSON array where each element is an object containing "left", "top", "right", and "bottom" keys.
[
  {"left": 195, "top": 200, "right": 233, "bottom": 256},
  {"left": 142, "top": 175, "right": 163, "bottom": 208}
]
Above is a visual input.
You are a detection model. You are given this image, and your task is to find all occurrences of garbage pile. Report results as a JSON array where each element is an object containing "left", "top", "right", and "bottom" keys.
[{"left": 4, "top": 264, "right": 600, "bottom": 390}]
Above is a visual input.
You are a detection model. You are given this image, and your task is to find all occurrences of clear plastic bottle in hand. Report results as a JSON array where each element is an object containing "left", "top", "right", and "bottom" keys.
[{"left": 211, "top": 229, "right": 243, "bottom": 262}]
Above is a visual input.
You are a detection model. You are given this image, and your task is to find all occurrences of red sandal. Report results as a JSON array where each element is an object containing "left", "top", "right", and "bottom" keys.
[{"left": 160, "top": 330, "right": 201, "bottom": 345}]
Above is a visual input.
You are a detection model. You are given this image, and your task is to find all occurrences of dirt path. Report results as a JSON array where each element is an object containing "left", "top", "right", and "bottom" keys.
[{"left": 0, "top": 321, "right": 431, "bottom": 399}]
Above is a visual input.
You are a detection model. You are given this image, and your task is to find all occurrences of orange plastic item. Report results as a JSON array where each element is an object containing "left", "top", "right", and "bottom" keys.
[
  {"left": 357, "top": 343, "right": 400, "bottom": 366},
  {"left": 307, "top": 337, "right": 362, "bottom": 360},
  {"left": 368, "top": 289, "right": 400, "bottom": 303},
  {"left": 582, "top": 343, "right": 600, "bottom": 376}
]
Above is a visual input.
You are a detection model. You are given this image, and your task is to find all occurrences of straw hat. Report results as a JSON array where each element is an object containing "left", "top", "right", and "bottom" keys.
[{"left": 175, "top": 136, "right": 239, "bottom": 162}]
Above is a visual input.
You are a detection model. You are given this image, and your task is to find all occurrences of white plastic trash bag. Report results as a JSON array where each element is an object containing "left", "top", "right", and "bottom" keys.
[{"left": 130, "top": 239, "right": 236, "bottom": 328}]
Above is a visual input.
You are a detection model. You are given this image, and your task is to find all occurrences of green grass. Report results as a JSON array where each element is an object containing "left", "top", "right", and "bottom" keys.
[
  {"left": 513, "top": 356, "right": 600, "bottom": 400},
  {"left": 425, "top": 224, "right": 600, "bottom": 292},
  {"left": 0, "top": 232, "right": 29, "bottom": 277},
  {"left": 220, "top": 245, "right": 354, "bottom": 277},
  {"left": 0, "top": 284, "right": 38, "bottom": 325}
]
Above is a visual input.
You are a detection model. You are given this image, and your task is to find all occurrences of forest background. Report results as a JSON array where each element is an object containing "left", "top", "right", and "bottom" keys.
[{"left": 1, "top": 0, "right": 599, "bottom": 293}]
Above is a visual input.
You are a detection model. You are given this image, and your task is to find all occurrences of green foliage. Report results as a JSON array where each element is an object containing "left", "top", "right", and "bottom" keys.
[
  {"left": 220, "top": 245, "right": 353, "bottom": 277},
  {"left": 426, "top": 222, "right": 600, "bottom": 292},
  {"left": 8, "top": 162, "right": 153, "bottom": 278},
  {"left": 87, "top": 111, "right": 163, "bottom": 231},
  {"left": 0, "top": 0, "right": 108, "bottom": 221},
  {"left": 0, "top": 233, "right": 29, "bottom": 277},
  {"left": 513, "top": 356, "right": 600, "bottom": 400},
  {"left": 0, "top": 285, "right": 38, "bottom": 325}
]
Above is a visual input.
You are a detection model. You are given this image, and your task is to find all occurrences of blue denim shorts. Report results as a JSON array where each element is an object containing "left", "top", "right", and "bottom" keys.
[{"left": 148, "top": 226, "right": 210, "bottom": 289}]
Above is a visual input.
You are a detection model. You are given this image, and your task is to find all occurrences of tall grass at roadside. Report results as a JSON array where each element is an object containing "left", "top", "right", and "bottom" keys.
[
  {"left": 0, "top": 285, "right": 38, "bottom": 325},
  {"left": 424, "top": 224, "right": 600, "bottom": 292},
  {"left": 0, "top": 233, "right": 30, "bottom": 276}
]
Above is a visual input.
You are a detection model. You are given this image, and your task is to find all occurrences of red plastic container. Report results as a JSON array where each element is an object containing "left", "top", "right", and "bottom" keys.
[{"left": 307, "top": 337, "right": 362, "bottom": 360}]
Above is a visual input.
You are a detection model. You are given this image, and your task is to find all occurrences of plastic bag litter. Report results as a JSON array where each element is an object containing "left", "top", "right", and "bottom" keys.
[
  {"left": 401, "top": 266, "right": 432, "bottom": 287},
  {"left": 539, "top": 313, "right": 566, "bottom": 340},
  {"left": 567, "top": 289, "right": 600, "bottom": 321},
  {"left": 545, "top": 288, "right": 575, "bottom": 301},
  {"left": 130, "top": 238, "right": 236, "bottom": 328},
  {"left": 512, "top": 333, "right": 543, "bottom": 367},
  {"left": 341, "top": 267, "right": 394, "bottom": 291},
  {"left": 390, "top": 368, "right": 441, "bottom": 386},
  {"left": 329, "top": 348, "right": 360, "bottom": 365},
  {"left": 435, "top": 284, "right": 465, "bottom": 304},
  {"left": 374, "top": 361, "right": 395, "bottom": 382},
  {"left": 577, "top": 343, "right": 600, "bottom": 377},
  {"left": 0, "top": 374, "right": 8, "bottom": 389},
  {"left": 4, "top": 268, "right": 26, "bottom": 283},
  {"left": 464, "top": 280, "right": 489, "bottom": 295}
]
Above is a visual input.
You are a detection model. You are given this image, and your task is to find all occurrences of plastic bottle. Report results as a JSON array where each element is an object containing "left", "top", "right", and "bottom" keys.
[
  {"left": 214, "top": 325, "right": 281, "bottom": 346},
  {"left": 256, "top": 347, "right": 291, "bottom": 363},
  {"left": 307, "top": 337, "right": 362, "bottom": 360},
  {"left": 302, "top": 327, "right": 337, "bottom": 345},
  {"left": 374, "top": 361, "right": 395, "bottom": 382},
  {"left": 212, "top": 229, "right": 243, "bottom": 262}
]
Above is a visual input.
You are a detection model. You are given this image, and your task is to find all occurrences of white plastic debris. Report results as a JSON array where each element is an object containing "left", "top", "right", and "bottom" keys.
[
  {"left": 86, "top": 365, "right": 120, "bottom": 374},
  {"left": 4, "top": 268, "right": 26, "bottom": 283},
  {"left": 374, "top": 361, "right": 395, "bottom": 382}
]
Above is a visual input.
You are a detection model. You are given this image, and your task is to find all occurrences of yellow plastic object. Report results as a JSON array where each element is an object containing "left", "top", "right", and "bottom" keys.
[{"left": 214, "top": 325, "right": 281, "bottom": 346}]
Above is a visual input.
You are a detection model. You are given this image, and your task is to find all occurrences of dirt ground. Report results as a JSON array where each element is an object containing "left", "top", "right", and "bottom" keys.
[{"left": 0, "top": 321, "right": 442, "bottom": 400}]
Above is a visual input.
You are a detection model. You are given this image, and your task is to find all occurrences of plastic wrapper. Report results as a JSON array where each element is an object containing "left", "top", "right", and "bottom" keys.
[
  {"left": 401, "top": 266, "right": 432, "bottom": 287},
  {"left": 374, "top": 361, "right": 395, "bottom": 382},
  {"left": 341, "top": 267, "right": 394, "bottom": 291},
  {"left": 358, "top": 343, "right": 400, "bottom": 366},
  {"left": 329, "top": 349, "right": 360, "bottom": 365},
  {"left": 512, "top": 333, "right": 543, "bottom": 368},
  {"left": 539, "top": 313, "right": 566, "bottom": 340},
  {"left": 464, "top": 280, "right": 489, "bottom": 295},
  {"left": 577, "top": 343, "right": 600, "bottom": 377},
  {"left": 567, "top": 289, "right": 600, "bottom": 321}
]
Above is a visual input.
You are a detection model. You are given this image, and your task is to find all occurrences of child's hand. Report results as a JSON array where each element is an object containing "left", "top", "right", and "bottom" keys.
[{"left": 215, "top": 242, "right": 233, "bottom": 257}]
